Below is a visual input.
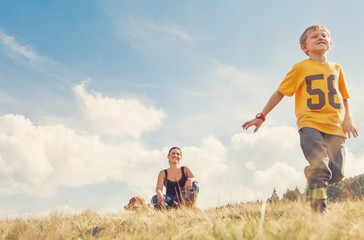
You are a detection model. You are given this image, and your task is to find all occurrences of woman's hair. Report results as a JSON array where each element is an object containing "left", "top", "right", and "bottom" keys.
[
  {"left": 299, "top": 25, "right": 330, "bottom": 46},
  {"left": 168, "top": 146, "right": 182, "bottom": 156}
]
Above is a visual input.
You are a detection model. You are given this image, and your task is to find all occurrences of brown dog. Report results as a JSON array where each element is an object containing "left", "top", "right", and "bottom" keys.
[{"left": 124, "top": 196, "right": 149, "bottom": 211}]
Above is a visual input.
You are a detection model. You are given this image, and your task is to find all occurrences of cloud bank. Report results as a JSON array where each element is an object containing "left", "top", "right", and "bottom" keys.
[
  {"left": 73, "top": 80, "right": 166, "bottom": 138},
  {"left": 0, "top": 81, "right": 363, "bottom": 214}
]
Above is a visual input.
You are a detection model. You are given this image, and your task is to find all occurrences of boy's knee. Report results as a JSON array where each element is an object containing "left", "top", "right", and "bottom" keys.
[{"left": 329, "top": 172, "right": 344, "bottom": 184}]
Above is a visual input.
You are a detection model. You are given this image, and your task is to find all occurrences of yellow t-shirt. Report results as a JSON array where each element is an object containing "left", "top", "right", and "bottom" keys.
[{"left": 278, "top": 59, "right": 349, "bottom": 137}]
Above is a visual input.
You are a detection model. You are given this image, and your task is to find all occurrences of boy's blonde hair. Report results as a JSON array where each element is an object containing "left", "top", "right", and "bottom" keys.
[{"left": 299, "top": 25, "right": 330, "bottom": 46}]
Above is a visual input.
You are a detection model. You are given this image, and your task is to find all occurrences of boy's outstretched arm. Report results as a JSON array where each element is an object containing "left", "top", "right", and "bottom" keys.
[
  {"left": 242, "top": 90, "right": 284, "bottom": 132},
  {"left": 342, "top": 98, "right": 359, "bottom": 138}
]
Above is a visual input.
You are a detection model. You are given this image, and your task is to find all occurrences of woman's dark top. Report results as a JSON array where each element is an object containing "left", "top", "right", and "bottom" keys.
[{"left": 164, "top": 166, "right": 188, "bottom": 196}]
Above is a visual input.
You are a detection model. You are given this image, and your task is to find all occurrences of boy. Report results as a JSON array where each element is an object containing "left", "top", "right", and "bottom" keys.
[{"left": 242, "top": 25, "right": 359, "bottom": 212}]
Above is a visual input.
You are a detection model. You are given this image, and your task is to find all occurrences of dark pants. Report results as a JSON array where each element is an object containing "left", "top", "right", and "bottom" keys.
[
  {"left": 299, "top": 127, "right": 345, "bottom": 212},
  {"left": 151, "top": 183, "right": 199, "bottom": 209}
]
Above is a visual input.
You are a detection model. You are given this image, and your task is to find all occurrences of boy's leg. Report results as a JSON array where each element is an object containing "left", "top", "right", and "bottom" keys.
[
  {"left": 300, "top": 128, "right": 331, "bottom": 212},
  {"left": 325, "top": 134, "right": 345, "bottom": 184}
]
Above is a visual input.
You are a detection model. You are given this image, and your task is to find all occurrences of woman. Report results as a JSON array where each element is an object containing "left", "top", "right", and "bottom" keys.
[{"left": 151, "top": 147, "right": 199, "bottom": 209}]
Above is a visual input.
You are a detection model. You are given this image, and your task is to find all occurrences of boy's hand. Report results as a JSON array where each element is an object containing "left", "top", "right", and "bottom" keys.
[
  {"left": 343, "top": 117, "right": 359, "bottom": 138},
  {"left": 242, "top": 118, "right": 264, "bottom": 133},
  {"left": 241, "top": 91, "right": 283, "bottom": 133}
]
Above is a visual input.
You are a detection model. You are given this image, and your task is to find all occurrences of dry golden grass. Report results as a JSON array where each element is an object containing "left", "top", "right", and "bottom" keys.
[{"left": 0, "top": 200, "right": 363, "bottom": 240}]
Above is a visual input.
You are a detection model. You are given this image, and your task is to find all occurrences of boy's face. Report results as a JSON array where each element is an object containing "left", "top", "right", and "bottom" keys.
[{"left": 301, "top": 28, "right": 331, "bottom": 56}]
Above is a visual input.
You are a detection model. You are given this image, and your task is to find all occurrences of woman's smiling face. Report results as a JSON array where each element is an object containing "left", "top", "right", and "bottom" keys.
[{"left": 168, "top": 148, "right": 182, "bottom": 165}]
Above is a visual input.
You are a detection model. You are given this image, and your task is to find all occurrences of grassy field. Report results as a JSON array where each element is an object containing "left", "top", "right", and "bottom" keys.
[{"left": 0, "top": 200, "right": 363, "bottom": 240}]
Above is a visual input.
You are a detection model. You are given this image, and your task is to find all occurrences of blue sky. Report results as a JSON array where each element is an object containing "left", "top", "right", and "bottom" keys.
[{"left": 0, "top": 0, "right": 363, "bottom": 217}]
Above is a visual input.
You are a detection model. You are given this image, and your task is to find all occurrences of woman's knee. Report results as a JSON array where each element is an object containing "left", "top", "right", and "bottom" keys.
[
  {"left": 191, "top": 183, "right": 199, "bottom": 200},
  {"left": 192, "top": 183, "right": 199, "bottom": 194},
  {"left": 151, "top": 195, "right": 158, "bottom": 204}
]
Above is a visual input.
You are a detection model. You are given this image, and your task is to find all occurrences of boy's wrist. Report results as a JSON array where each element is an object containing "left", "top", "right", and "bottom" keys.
[{"left": 255, "top": 113, "right": 266, "bottom": 122}]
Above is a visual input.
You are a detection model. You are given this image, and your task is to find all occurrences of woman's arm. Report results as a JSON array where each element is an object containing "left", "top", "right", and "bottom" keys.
[
  {"left": 156, "top": 170, "right": 165, "bottom": 203},
  {"left": 184, "top": 166, "right": 198, "bottom": 190}
]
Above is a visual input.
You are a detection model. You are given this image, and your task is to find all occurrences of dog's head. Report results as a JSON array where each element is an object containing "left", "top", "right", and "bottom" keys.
[{"left": 124, "top": 196, "right": 147, "bottom": 211}]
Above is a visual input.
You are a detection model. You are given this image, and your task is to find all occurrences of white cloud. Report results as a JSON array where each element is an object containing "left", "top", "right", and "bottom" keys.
[
  {"left": 207, "top": 62, "right": 285, "bottom": 125},
  {"left": 0, "top": 113, "right": 165, "bottom": 198},
  {"left": 171, "top": 136, "right": 229, "bottom": 208},
  {"left": 0, "top": 30, "right": 69, "bottom": 83},
  {"left": 177, "top": 134, "right": 302, "bottom": 208},
  {"left": 0, "top": 208, "right": 21, "bottom": 220},
  {"left": 207, "top": 61, "right": 298, "bottom": 133},
  {"left": 344, "top": 150, "right": 364, "bottom": 178},
  {"left": 245, "top": 161, "right": 256, "bottom": 171},
  {"left": 0, "top": 204, "right": 81, "bottom": 220},
  {"left": 229, "top": 126, "right": 307, "bottom": 197},
  {"left": 231, "top": 126, "right": 302, "bottom": 172},
  {"left": 0, "top": 30, "right": 40, "bottom": 61},
  {"left": 0, "top": 82, "right": 362, "bottom": 213},
  {"left": 73, "top": 80, "right": 166, "bottom": 138},
  {"left": 211, "top": 63, "right": 272, "bottom": 99},
  {"left": 48, "top": 204, "right": 81, "bottom": 217},
  {"left": 213, "top": 63, "right": 262, "bottom": 85},
  {"left": 0, "top": 111, "right": 362, "bottom": 213},
  {"left": 115, "top": 18, "right": 194, "bottom": 49},
  {"left": 232, "top": 126, "right": 299, "bottom": 151},
  {"left": 254, "top": 161, "right": 304, "bottom": 194},
  {"left": 0, "top": 115, "right": 53, "bottom": 196},
  {"left": 0, "top": 81, "right": 167, "bottom": 202},
  {"left": 183, "top": 136, "right": 228, "bottom": 183}
]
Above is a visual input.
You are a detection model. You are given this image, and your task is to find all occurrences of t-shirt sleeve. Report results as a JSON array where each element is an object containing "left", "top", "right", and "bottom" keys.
[
  {"left": 338, "top": 65, "right": 350, "bottom": 99},
  {"left": 278, "top": 64, "right": 300, "bottom": 97}
]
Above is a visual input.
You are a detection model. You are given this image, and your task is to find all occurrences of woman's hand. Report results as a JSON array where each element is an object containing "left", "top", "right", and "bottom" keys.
[
  {"left": 155, "top": 170, "right": 166, "bottom": 203},
  {"left": 184, "top": 178, "right": 193, "bottom": 191},
  {"left": 157, "top": 192, "right": 165, "bottom": 203}
]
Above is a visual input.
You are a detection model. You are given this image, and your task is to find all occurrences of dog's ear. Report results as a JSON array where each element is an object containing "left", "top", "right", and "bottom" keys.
[{"left": 135, "top": 196, "right": 145, "bottom": 203}]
